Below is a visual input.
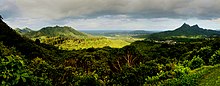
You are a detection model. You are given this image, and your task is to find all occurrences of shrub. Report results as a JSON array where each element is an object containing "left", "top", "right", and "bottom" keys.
[
  {"left": 160, "top": 65, "right": 219, "bottom": 86},
  {"left": 188, "top": 56, "right": 204, "bottom": 69},
  {"left": 0, "top": 55, "right": 51, "bottom": 86},
  {"left": 145, "top": 63, "right": 190, "bottom": 85},
  {"left": 209, "top": 50, "right": 220, "bottom": 65}
]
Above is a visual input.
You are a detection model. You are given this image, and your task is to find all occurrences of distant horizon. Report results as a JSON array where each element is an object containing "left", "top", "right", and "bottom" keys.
[{"left": 12, "top": 23, "right": 219, "bottom": 32}]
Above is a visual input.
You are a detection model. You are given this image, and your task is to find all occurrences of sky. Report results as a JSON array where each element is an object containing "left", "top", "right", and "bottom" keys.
[{"left": 1, "top": 0, "right": 220, "bottom": 31}]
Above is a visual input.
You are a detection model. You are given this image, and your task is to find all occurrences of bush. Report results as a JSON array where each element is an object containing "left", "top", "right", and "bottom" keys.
[
  {"left": 145, "top": 63, "right": 190, "bottom": 85},
  {"left": 188, "top": 56, "right": 204, "bottom": 69},
  {"left": 209, "top": 50, "right": 220, "bottom": 65},
  {"left": 0, "top": 55, "right": 51, "bottom": 86},
  {"left": 160, "top": 65, "right": 219, "bottom": 86}
]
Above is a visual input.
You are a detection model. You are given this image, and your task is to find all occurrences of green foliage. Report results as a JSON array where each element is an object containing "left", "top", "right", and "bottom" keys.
[
  {"left": 3, "top": 18, "right": 220, "bottom": 85},
  {"left": 0, "top": 55, "right": 29, "bottom": 85},
  {"left": 0, "top": 55, "right": 51, "bottom": 86},
  {"left": 73, "top": 72, "right": 100, "bottom": 86},
  {"left": 209, "top": 50, "right": 220, "bottom": 65},
  {"left": 40, "top": 37, "right": 130, "bottom": 50},
  {"left": 188, "top": 56, "right": 205, "bottom": 69},
  {"left": 160, "top": 65, "right": 220, "bottom": 86},
  {"left": 198, "top": 65, "right": 220, "bottom": 86},
  {"left": 145, "top": 63, "right": 190, "bottom": 85}
]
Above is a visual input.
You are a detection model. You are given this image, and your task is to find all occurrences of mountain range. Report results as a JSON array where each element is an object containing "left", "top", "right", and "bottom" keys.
[
  {"left": 14, "top": 23, "right": 220, "bottom": 40},
  {"left": 148, "top": 23, "right": 220, "bottom": 39}
]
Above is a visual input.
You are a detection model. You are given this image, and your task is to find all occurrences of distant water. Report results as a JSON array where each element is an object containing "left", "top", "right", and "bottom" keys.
[{"left": 80, "top": 30, "right": 132, "bottom": 33}]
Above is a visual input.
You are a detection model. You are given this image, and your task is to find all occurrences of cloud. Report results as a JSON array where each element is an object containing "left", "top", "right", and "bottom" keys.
[
  {"left": 14, "top": 0, "right": 220, "bottom": 20},
  {"left": 0, "top": 0, "right": 20, "bottom": 18},
  {"left": 2, "top": 0, "right": 220, "bottom": 30}
]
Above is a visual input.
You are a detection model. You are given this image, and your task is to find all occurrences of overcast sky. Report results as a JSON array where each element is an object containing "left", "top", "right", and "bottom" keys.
[{"left": 1, "top": 0, "right": 220, "bottom": 30}]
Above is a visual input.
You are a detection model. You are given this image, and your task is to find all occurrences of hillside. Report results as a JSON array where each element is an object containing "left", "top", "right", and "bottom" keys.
[
  {"left": 0, "top": 19, "right": 58, "bottom": 60},
  {"left": 148, "top": 23, "right": 220, "bottom": 39},
  {"left": 198, "top": 66, "right": 220, "bottom": 86},
  {"left": 24, "top": 26, "right": 88, "bottom": 38}
]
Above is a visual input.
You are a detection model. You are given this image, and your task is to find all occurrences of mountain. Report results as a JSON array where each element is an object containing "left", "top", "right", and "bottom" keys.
[
  {"left": 0, "top": 18, "right": 59, "bottom": 60},
  {"left": 148, "top": 23, "right": 220, "bottom": 39},
  {"left": 15, "top": 27, "right": 33, "bottom": 34},
  {"left": 24, "top": 26, "right": 88, "bottom": 38}
]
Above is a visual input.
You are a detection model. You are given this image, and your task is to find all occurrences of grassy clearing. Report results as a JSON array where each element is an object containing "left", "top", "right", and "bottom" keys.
[
  {"left": 159, "top": 65, "right": 220, "bottom": 86},
  {"left": 55, "top": 38, "right": 130, "bottom": 50},
  {"left": 35, "top": 36, "right": 133, "bottom": 50},
  {"left": 198, "top": 65, "right": 220, "bottom": 86}
]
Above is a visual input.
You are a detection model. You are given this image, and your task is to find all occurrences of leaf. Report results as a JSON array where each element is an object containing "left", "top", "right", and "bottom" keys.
[
  {"left": 1, "top": 81, "right": 6, "bottom": 85},
  {"left": 19, "top": 60, "right": 25, "bottom": 66},
  {"left": 15, "top": 75, "right": 20, "bottom": 81},
  {"left": 6, "top": 56, "right": 13, "bottom": 62},
  {"left": 21, "top": 73, "right": 29, "bottom": 77},
  {"left": 3, "top": 74, "right": 6, "bottom": 78},
  {"left": 21, "top": 77, "right": 26, "bottom": 82}
]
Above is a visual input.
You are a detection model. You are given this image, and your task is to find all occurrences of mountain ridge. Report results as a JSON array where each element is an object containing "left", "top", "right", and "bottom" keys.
[
  {"left": 148, "top": 23, "right": 220, "bottom": 39},
  {"left": 24, "top": 26, "right": 88, "bottom": 38},
  {"left": 15, "top": 27, "right": 33, "bottom": 34}
]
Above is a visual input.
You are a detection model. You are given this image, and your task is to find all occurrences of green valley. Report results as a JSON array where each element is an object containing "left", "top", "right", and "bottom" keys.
[
  {"left": 38, "top": 37, "right": 130, "bottom": 50},
  {"left": 2, "top": 18, "right": 220, "bottom": 86},
  {"left": 17, "top": 26, "right": 134, "bottom": 50}
]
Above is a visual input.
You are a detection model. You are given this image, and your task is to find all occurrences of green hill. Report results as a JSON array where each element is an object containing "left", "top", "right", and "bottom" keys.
[
  {"left": 24, "top": 26, "right": 88, "bottom": 38},
  {"left": 148, "top": 23, "right": 220, "bottom": 39},
  {"left": 15, "top": 27, "right": 33, "bottom": 34}
]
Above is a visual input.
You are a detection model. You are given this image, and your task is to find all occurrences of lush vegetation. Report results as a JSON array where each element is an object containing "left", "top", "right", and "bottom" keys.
[
  {"left": 37, "top": 37, "right": 130, "bottom": 50},
  {"left": 198, "top": 65, "right": 220, "bottom": 86},
  {"left": 17, "top": 26, "right": 134, "bottom": 50},
  {"left": 2, "top": 18, "right": 220, "bottom": 85}
]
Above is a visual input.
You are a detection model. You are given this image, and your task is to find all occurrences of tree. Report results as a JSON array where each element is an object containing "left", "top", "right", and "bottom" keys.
[
  {"left": 35, "top": 39, "right": 40, "bottom": 44},
  {"left": 0, "top": 15, "right": 3, "bottom": 20},
  {"left": 209, "top": 50, "right": 220, "bottom": 65},
  {"left": 122, "top": 45, "right": 142, "bottom": 67},
  {"left": 188, "top": 56, "right": 204, "bottom": 69}
]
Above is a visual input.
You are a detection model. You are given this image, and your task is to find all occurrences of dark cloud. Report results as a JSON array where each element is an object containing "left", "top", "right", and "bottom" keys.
[
  {"left": 0, "top": 0, "right": 212, "bottom": 20},
  {"left": 2, "top": 0, "right": 220, "bottom": 31}
]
